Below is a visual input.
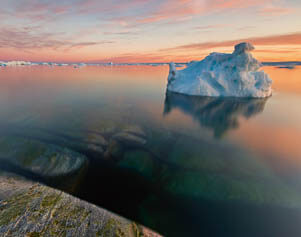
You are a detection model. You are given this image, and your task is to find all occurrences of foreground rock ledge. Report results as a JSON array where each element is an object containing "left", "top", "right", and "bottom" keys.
[{"left": 0, "top": 173, "right": 161, "bottom": 237}]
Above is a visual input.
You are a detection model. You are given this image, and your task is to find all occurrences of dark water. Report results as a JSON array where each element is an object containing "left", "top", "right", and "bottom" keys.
[{"left": 1, "top": 65, "right": 301, "bottom": 236}]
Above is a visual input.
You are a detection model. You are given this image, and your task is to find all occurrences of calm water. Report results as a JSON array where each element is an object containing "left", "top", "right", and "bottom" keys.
[{"left": 0, "top": 65, "right": 301, "bottom": 236}]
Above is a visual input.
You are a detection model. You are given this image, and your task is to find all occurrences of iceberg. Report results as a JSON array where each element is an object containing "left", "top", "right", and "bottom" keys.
[
  {"left": 0, "top": 61, "right": 32, "bottom": 66},
  {"left": 167, "top": 42, "right": 272, "bottom": 98}
]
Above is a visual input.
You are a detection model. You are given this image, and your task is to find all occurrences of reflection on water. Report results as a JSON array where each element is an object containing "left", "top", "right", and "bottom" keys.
[
  {"left": 164, "top": 91, "right": 268, "bottom": 137},
  {"left": 0, "top": 65, "right": 301, "bottom": 237}
]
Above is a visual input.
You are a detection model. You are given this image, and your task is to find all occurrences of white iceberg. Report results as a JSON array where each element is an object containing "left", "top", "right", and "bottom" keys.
[
  {"left": 167, "top": 42, "right": 272, "bottom": 98},
  {"left": 0, "top": 61, "right": 32, "bottom": 66}
]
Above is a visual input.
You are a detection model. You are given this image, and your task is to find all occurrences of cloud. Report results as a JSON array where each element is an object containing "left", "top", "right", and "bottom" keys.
[
  {"left": 195, "top": 24, "right": 232, "bottom": 30},
  {"left": 129, "top": 0, "right": 275, "bottom": 25},
  {"left": 0, "top": 26, "right": 113, "bottom": 51},
  {"left": 0, "top": 0, "right": 300, "bottom": 62},
  {"left": 160, "top": 32, "right": 301, "bottom": 52},
  {"left": 258, "top": 6, "right": 295, "bottom": 16},
  {"left": 2, "top": 0, "right": 293, "bottom": 28},
  {"left": 95, "top": 32, "right": 301, "bottom": 63}
]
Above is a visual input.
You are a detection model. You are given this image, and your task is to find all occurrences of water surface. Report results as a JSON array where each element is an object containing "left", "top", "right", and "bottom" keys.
[{"left": 0, "top": 65, "right": 301, "bottom": 236}]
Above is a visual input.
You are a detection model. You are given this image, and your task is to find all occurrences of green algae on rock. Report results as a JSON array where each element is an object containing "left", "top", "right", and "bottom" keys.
[{"left": 0, "top": 173, "right": 161, "bottom": 237}]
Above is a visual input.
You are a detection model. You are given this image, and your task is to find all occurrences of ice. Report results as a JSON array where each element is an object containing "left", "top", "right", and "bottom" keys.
[
  {"left": 167, "top": 42, "right": 273, "bottom": 98},
  {"left": 0, "top": 61, "right": 32, "bottom": 66}
]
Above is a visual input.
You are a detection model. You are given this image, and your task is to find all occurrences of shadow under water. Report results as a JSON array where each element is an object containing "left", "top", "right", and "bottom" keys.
[{"left": 164, "top": 91, "right": 268, "bottom": 137}]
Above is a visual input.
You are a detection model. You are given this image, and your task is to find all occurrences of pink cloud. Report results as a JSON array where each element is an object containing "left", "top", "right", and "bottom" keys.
[
  {"left": 0, "top": 26, "right": 113, "bottom": 52},
  {"left": 134, "top": 0, "right": 276, "bottom": 25},
  {"left": 258, "top": 6, "right": 295, "bottom": 16}
]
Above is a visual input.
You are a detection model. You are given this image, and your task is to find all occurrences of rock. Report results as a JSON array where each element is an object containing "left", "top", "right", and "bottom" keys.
[
  {"left": 167, "top": 42, "right": 273, "bottom": 98},
  {"left": 0, "top": 136, "right": 87, "bottom": 179},
  {"left": 84, "top": 133, "right": 108, "bottom": 147},
  {"left": 87, "top": 143, "right": 105, "bottom": 154},
  {"left": 113, "top": 133, "right": 147, "bottom": 146},
  {"left": 160, "top": 170, "right": 301, "bottom": 208},
  {"left": 0, "top": 171, "right": 34, "bottom": 200},
  {"left": 118, "top": 151, "right": 154, "bottom": 180},
  {"left": 104, "top": 140, "right": 125, "bottom": 160},
  {"left": 122, "top": 125, "right": 146, "bottom": 138},
  {"left": 152, "top": 136, "right": 301, "bottom": 207},
  {"left": 112, "top": 125, "right": 147, "bottom": 147},
  {"left": 0, "top": 172, "right": 161, "bottom": 237}
]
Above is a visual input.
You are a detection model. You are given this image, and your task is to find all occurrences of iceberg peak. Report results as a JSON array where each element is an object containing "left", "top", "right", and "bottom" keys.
[
  {"left": 233, "top": 42, "right": 255, "bottom": 54},
  {"left": 167, "top": 42, "right": 272, "bottom": 98}
]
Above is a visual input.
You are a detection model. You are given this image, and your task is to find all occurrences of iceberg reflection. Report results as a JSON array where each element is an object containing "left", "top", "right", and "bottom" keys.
[{"left": 164, "top": 91, "right": 268, "bottom": 137}]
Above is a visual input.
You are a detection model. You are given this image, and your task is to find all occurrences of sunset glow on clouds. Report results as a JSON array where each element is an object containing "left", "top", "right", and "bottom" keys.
[{"left": 0, "top": 0, "right": 300, "bottom": 62}]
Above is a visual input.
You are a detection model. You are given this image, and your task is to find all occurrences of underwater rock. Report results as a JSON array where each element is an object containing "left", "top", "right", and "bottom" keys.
[
  {"left": 160, "top": 169, "right": 301, "bottom": 208},
  {"left": 118, "top": 150, "right": 154, "bottom": 180},
  {"left": 113, "top": 125, "right": 147, "bottom": 147},
  {"left": 0, "top": 136, "right": 87, "bottom": 179},
  {"left": 0, "top": 172, "right": 161, "bottom": 237},
  {"left": 113, "top": 133, "right": 147, "bottom": 146},
  {"left": 87, "top": 143, "right": 105, "bottom": 154},
  {"left": 167, "top": 42, "right": 272, "bottom": 98},
  {"left": 164, "top": 91, "right": 268, "bottom": 137},
  {"left": 122, "top": 125, "right": 147, "bottom": 138},
  {"left": 150, "top": 136, "right": 301, "bottom": 208},
  {"left": 104, "top": 140, "right": 125, "bottom": 160},
  {"left": 84, "top": 133, "right": 108, "bottom": 147}
]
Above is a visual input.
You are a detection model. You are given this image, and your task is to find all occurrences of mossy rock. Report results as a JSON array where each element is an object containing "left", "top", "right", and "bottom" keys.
[{"left": 0, "top": 175, "right": 161, "bottom": 237}]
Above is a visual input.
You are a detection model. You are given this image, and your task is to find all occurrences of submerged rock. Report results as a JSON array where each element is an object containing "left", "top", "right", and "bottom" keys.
[
  {"left": 113, "top": 125, "right": 147, "bottom": 147},
  {"left": 86, "top": 143, "right": 105, "bottom": 154},
  {"left": 113, "top": 133, "right": 147, "bottom": 146},
  {"left": 167, "top": 42, "right": 272, "bottom": 98},
  {"left": 161, "top": 169, "right": 301, "bottom": 208},
  {"left": 147, "top": 134, "right": 301, "bottom": 208},
  {"left": 104, "top": 140, "right": 125, "bottom": 160},
  {"left": 0, "top": 136, "right": 87, "bottom": 179},
  {"left": 118, "top": 150, "right": 154, "bottom": 180},
  {"left": 84, "top": 133, "right": 108, "bottom": 147},
  {"left": 122, "top": 125, "right": 146, "bottom": 138}
]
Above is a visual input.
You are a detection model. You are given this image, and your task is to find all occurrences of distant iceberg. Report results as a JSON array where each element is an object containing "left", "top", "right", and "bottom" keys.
[
  {"left": 167, "top": 42, "right": 273, "bottom": 98},
  {"left": 0, "top": 61, "right": 32, "bottom": 66}
]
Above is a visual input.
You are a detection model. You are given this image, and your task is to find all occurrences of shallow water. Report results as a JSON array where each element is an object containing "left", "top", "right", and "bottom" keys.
[{"left": 0, "top": 65, "right": 301, "bottom": 236}]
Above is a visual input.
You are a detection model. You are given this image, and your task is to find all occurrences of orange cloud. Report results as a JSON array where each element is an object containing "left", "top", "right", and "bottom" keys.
[
  {"left": 258, "top": 6, "right": 295, "bottom": 16},
  {"left": 93, "top": 32, "right": 301, "bottom": 63},
  {"left": 161, "top": 32, "right": 301, "bottom": 51}
]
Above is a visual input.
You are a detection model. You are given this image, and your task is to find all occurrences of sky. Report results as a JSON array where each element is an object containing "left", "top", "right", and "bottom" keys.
[{"left": 0, "top": 0, "right": 300, "bottom": 63}]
